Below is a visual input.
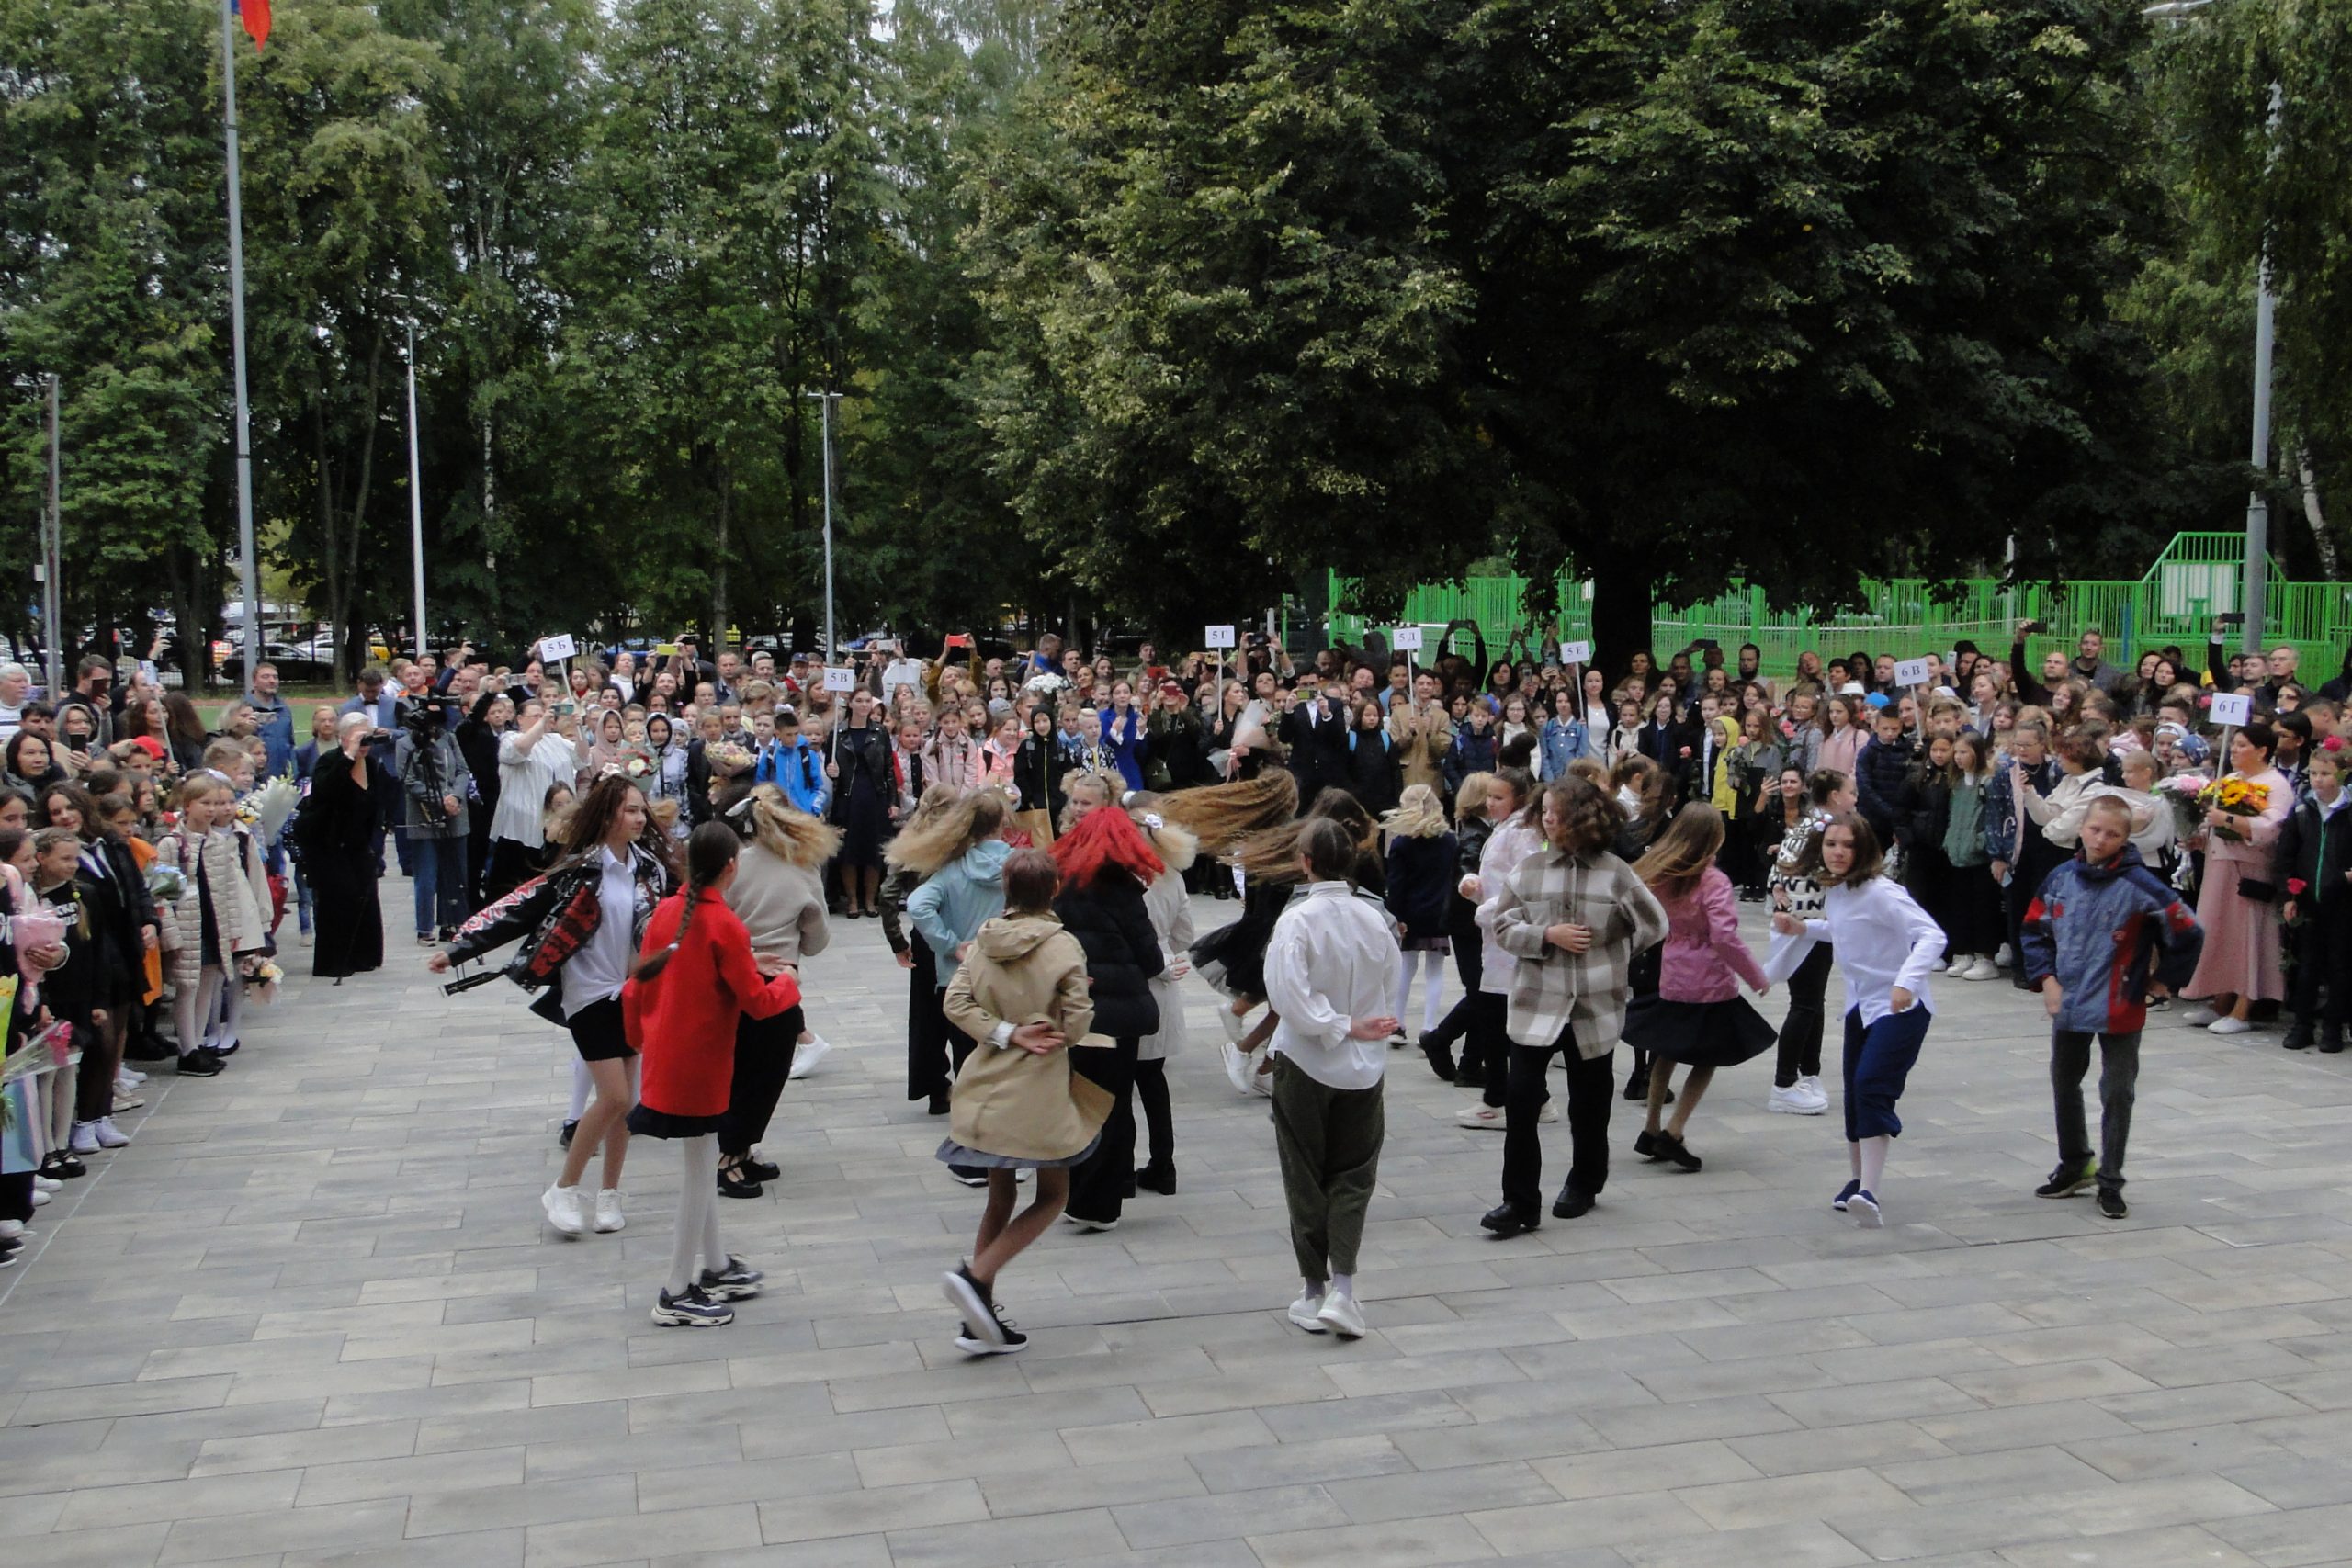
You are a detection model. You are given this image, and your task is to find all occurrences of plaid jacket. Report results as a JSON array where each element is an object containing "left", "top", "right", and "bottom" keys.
[{"left": 1491, "top": 845, "right": 1669, "bottom": 1056}]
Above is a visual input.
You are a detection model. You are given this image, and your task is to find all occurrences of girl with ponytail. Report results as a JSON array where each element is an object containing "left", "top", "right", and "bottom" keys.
[{"left": 623, "top": 822, "right": 803, "bottom": 1327}]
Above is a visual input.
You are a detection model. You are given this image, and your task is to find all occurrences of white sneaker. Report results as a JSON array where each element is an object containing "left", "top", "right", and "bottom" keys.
[
  {"left": 92, "top": 1118, "right": 130, "bottom": 1149},
  {"left": 1219, "top": 1040, "right": 1256, "bottom": 1095},
  {"left": 2180, "top": 1004, "right": 2220, "bottom": 1028},
  {"left": 542, "top": 1183, "right": 585, "bottom": 1237},
  {"left": 1802, "top": 1075, "right": 1828, "bottom": 1100},
  {"left": 1317, "top": 1292, "right": 1368, "bottom": 1338},
  {"left": 1925, "top": 957, "right": 1949, "bottom": 974},
  {"left": 594, "top": 1189, "right": 626, "bottom": 1233},
  {"left": 28, "top": 1187, "right": 50, "bottom": 1207},
  {"left": 1218, "top": 1004, "right": 1251, "bottom": 1046},
  {"left": 1961, "top": 958, "right": 2000, "bottom": 981},
  {"left": 1245, "top": 1046, "right": 1274, "bottom": 1099},
  {"left": 0, "top": 1218, "right": 23, "bottom": 1240},
  {"left": 118, "top": 1067, "right": 145, "bottom": 1086},
  {"left": 1455, "top": 1104, "right": 1506, "bottom": 1130},
  {"left": 1995, "top": 944, "right": 2014, "bottom": 969},
  {"left": 1768, "top": 1081, "right": 1828, "bottom": 1116},
  {"left": 2208, "top": 1016, "right": 2254, "bottom": 1036},
  {"left": 68, "top": 1122, "right": 101, "bottom": 1156},
  {"left": 113, "top": 1091, "right": 145, "bottom": 1113},
  {"left": 1536, "top": 1102, "right": 1559, "bottom": 1124},
  {"left": 30, "top": 1174, "right": 61, "bottom": 1193},
  {"left": 787, "top": 1033, "right": 831, "bottom": 1080},
  {"left": 1287, "top": 1291, "right": 1329, "bottom": 1333},
  {"left": 1849, "top": 1189, "right": 1883, "bottom": 1228}
]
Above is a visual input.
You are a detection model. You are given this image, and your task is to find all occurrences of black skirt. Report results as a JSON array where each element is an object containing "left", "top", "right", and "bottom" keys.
[
  {"left": 566, "top": 996, "right": 635, "bottom": 1062},
  {"left": 627, "top": 1103, "right": 722, "bottom": 1139},
  {"left": 1621, "top": 995, "right": 1778, "bottom": 1068}
]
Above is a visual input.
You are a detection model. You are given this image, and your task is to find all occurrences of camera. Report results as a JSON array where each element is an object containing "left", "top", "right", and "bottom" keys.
[{"left": 395, "top": 693, "right": 445, "bottom": 734}]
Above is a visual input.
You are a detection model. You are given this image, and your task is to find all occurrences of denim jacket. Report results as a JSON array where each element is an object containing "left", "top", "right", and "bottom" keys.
[{"left": 1538, "top": 718, "right": 1589, "bottom": 781}]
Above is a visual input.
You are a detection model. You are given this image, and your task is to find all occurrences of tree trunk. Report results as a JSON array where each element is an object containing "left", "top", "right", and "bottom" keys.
[
  {"left": 2298, "top": 446, "right": 2341, "bottom": 580},
  {"left": 1588, "top": 549, "right": 1657, "bottom": 687},
  {"left": 713, "top": 466, "right": 731, "bottom": 651}
]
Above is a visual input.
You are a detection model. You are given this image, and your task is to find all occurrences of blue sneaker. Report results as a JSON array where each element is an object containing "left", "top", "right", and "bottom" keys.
[{"left": 1833, "top": 1179, "right": 1860, "bottom": 1213}]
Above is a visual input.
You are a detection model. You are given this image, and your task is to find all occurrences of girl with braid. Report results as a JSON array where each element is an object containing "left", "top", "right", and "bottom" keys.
[{"left": 623, "top": 822, "right": 803, "bottom": 1326}]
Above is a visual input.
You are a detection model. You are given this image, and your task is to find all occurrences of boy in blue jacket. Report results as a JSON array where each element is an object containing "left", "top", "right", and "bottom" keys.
[{"left": 2021, "top": 795, "right": 2203, "bottom": 1219}]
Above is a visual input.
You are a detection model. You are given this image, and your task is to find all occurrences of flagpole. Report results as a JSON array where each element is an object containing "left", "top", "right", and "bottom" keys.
[{"left": 220, "top": 0, "right": 262, "bottom": 694}]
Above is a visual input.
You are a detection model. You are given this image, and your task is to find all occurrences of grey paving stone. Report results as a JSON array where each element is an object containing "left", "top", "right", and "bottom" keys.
[{"left": 6, "top": 885, "right": 2352, "bottom": 1568}]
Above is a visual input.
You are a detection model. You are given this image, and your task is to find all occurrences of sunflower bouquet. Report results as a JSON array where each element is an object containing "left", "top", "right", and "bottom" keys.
[{"left": 2197, "top": 775, "right": 2271, "bottom": 840}]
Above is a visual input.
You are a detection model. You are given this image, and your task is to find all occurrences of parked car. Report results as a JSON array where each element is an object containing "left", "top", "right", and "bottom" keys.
[{"left": 215, "top": 640, "right": 337, "bottom": 685}]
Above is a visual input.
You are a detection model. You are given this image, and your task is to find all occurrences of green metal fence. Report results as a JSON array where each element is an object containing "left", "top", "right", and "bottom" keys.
[{"left": 1324, "top": 534, "right": 2352, "bottom": 682}]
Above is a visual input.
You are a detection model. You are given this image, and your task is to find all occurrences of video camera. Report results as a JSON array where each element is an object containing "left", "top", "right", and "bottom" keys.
[{"left": 394, "top": 692, "right": 447, "bottom": 736}]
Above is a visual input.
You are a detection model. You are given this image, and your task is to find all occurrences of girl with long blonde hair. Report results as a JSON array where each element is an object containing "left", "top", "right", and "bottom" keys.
[{"left": 1381, "top": 784, "right": 1455, "bottom": 1043}]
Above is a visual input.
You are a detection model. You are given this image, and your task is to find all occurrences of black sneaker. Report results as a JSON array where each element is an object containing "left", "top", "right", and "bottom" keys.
[
  {"left": 1552, "top": 1185, "right": 1594, "bottom": 1220},
  {"left": 1478, "top": 1203, "right": 1540, "bottom": 1238},
  {"left": 946, "top": 1165, "right": 989, "bottom": 1188},
  {"left": 2097, "top": 1187, "right": 2128, "bottom": 1220},
  {"left": 698, "top": 1256, "right": 765, "bottom": 1301},
  {"left": 942, "top": 1263, "right": 999, "bottom": 1342},
  {"left": 927, "top": 1091, "right": 950, "bottom": 1116},
  {"left": 1622, "top": 1065, "right": 1650, "bottom": 1101},
  {"left": 558, "top": 1121, "right": 577, "bottom": 1149},
  {"left": 1419, "top": 1033, "right": 1458, "bottom": 1081},
  {"left": 1634, "top": 1129, "right": 1662, "bottom": 1161},
  {"left": 1135, "top": 1163, "right": 1176, "bottom": 1195},
  {"left": 1453, "top": 1061, "right": 1486, "bottom": 1091},
  {"left": 650, "top": 1284, "right": 734, "bottom": 1327},
  {"left": 2324, "top": 1031, "right": 2348, "bottom": 1055},
  {"left": 956, "top": 1306, "right": 1028, "bottom": 1356},
  {"left": 176, "top": 1046, "right": 224, "bottom": 1077},
  {"left": 2035, "top": 1158, "right": 2096, "bottom": 1199},
  {"left": 2284, "top": 1021, "right": 2316, "bottom": 1051}
]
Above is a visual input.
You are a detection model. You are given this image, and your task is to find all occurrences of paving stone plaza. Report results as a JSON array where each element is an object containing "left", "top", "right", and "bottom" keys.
[{"left": 5, "top": 885, "right": 2351, "bottom": 1568}]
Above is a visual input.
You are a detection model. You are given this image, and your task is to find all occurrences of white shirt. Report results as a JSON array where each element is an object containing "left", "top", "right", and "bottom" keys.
[
  {"left": 491, "top": 730, "right": 581, "bottom": 847},
  {"left": 1766, "top": 875, "right": 1942, "bottom": 1028},
  {"left": 1473, "top": 817, "right": 1544, "bottom": 996},
  {"left": 1263, "top": 881, "right": 1402, "bottom": 1091},
  {"left": 560, "top": 847, "right": 639, "bottom": 1018}
]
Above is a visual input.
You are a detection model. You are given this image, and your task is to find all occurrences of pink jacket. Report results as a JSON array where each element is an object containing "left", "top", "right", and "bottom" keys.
[{"left": 1657, "top": 866, "right": 1770, "bottom": 1003}]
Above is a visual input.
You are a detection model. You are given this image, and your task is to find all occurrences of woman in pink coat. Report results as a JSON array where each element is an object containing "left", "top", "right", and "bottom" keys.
[
  {"left": 1621, "top": 805, "right": 1776, "bottom": 1171},
  {"left": 2181, "top": 723, "right": 2293, "bottom": 1035}
]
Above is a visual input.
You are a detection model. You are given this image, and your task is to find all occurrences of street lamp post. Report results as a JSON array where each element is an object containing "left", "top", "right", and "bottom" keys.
[
  {"left": 220, "top": 0, "right": 262, "bottom": 691},
  {"left": 802, "top": 390, "right": 840, "bottom": 661},
  {"left": 402, "top": 318, "right": 427, "bottom": 661},
  {"left": 42, "top": 373, "right": 63, "bottom": 696}
]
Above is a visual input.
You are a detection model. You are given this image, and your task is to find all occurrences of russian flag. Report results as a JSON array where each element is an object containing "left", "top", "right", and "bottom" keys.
[{"left": 232, "top": 0, "right": 270, "bottom": 49}]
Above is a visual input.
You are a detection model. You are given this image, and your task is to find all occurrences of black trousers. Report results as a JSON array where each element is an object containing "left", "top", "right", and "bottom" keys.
[
  {"left": 719, "top": 1005, "right": 803, "bottom": 1158},
  {"left": 1424, "top": 928, "right": 1485, "bottom": 1051},
  {"left": 1135, "top": 1055, "right": 1172, "bottom": 1169},
  {"left": 904, "top": 937, "right": 950, "bottom": 1102},
  {"left": 1067, "top": 1034, "right": 1139, "bottom": 1224},
  {"left": 2287, "top": 900, "right": 2352, "bottom": 1031},
  {"left": 483, "top": 838, "right": 538, "bottom": 906},
  {"left": 1500, "top": 1023, "right": 1613, "bottom": 1214},
  {"left": 1474, "top": 992, "right": 1518, "bottom": 1109},
  {"left": 0, "top": 1171, "right": 29, "bottom": 1224},
  {"left": 2051, "top": 1028, "right": 2138, "bottom": 1190},
  {"left": 1775, "top": 941, "right": 1832, "bottom": 1088}
]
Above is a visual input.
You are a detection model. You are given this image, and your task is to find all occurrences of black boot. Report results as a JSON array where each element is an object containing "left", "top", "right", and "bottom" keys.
[
  {"left": 2322, "top": 1025, "right": 2346, "bottom": 1055},
  {"left": 1136, "top": 1162, "right": 1176, "bottom": 1195},
  {"left": 2283, "top": 1019, "right": 2316, "bottom": 1051},
  {"left": 1551, "top": 1184, "right": 1594, "bottom": 1219},
  {"left": 1478, "top": 1203, "right": 1540, "bottom": 1238}
]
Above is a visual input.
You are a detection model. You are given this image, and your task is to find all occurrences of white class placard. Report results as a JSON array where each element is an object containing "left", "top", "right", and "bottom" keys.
[
  {"left": 1391, "top": 626, "right": 1423, "bottom": 650},
  {"left": 1204, "top": 625, "right": 1237, "bottom": 649},
  {"left": 536, "top": 634, "right": 577, "bottom": 663},
  {"left": 1561, "top": 640, "right": 1592, "bottom": 666},
  {"left": 822, "top": 667, "right": 858, "bottom": 693},
  {"left": 1894, "top": 657, "right": 1932, "bottom": 687},
  {"left": 2208, "top": 693, "right": 2253, "bottom": 727}
]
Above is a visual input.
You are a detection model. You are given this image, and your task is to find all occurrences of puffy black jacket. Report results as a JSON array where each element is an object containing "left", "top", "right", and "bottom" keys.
[
  {"left": 1053, "top": 873, "right": 1164, "bottom": 1040},
  {"left": 1385, "top": 833, "right": 1455, "bottom": 943},
  {"left": 1855, "top": 734, "right": 1917, "bottom": 844}
]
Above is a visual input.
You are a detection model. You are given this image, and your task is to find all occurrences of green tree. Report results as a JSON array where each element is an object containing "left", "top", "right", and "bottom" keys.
[{"left": 0, "top": 0, "right": 225, "bottom": 676}]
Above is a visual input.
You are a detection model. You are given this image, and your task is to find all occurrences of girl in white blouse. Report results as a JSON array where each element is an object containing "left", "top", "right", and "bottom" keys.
[{"left": 1770, "top": 813, "right": 1945, "bottom": 1229}]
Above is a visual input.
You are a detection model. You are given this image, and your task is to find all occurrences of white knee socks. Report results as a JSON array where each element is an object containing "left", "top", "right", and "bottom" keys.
[
  {"left": 1395, "top": 950, "right": 1447, "bottom": 1034},
  {"left": 670, "top": 1135, "right": 721, "bottom": 1295},
  {"left": 568, "top": 1056, "right": 592, "bottom": 1122}
]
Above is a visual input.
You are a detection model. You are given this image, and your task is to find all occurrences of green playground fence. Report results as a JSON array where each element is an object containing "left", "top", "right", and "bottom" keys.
[{"left": 1321, "top": 533, "right": 2352, "bottom": 682}]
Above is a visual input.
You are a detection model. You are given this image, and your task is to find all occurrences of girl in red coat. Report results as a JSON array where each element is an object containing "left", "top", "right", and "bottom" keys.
[{"left": 624, "top": 823, "right": 802, "bottom": 1327}]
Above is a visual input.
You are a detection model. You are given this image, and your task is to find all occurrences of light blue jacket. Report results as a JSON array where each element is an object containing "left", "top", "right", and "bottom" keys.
[
  {"left": 1538, "top": 718, "right": 1589, "bottom": 781},
  {"left": 769, "top": 738, "right": 831, "bottom": 818},
  {"left": 906, "top": 839, "right": 1014, "bottom": 986}
]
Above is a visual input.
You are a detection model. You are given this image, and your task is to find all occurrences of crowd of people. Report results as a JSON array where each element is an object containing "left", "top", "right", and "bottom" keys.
[{"left": 3, "top": 617, "right": 2346, "bottom": 1355}]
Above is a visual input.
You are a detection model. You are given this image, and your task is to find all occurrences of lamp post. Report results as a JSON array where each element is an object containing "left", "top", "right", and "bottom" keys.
[
  {"left": 42, "top": 374, "right": 62, "bottom": 696},
  {"left": 801, "top": 389, "right": 841, "bottom": 661},
  {"left": 2145, "top": 0, "right": 2275, "bottom": 656},
  {"left": 401, "top": 317, "right": 427, "bottom": 661},
  {"left": 220, "top": 0, "right": 262, "bottom": 691}
]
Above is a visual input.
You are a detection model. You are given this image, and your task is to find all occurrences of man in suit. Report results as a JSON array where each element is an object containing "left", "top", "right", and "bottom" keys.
[{"left": 1283, "top": 675, "right": 1353, "bottom": 802}]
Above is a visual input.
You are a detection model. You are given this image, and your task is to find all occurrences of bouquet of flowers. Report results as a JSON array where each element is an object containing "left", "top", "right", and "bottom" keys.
[
  {"left": 2154, "top": 773, "right": 2211, "bottom": 841},
  {"left": 236, "top": 775, "right": 301, "bottom": 842},
  {"left": 2198, "top": 775, "right": 2270, "bottom": 839},
  {"left": 145, "top": 863, "right": 186, "bottom": 905},
  {"left": 600, "top": 743, "right": 656, "bottom": 786},
  {"left": 246, "top": 958, "right": 285, "bottom": 1007},
  {"left": 706, "top": 741, "right": 755, "bottom": 778}
]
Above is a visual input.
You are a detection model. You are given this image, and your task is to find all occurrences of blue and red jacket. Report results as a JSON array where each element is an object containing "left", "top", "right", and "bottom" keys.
[{"left": 2020, "top": 843, "right": 2202, "bottom": 1034}]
